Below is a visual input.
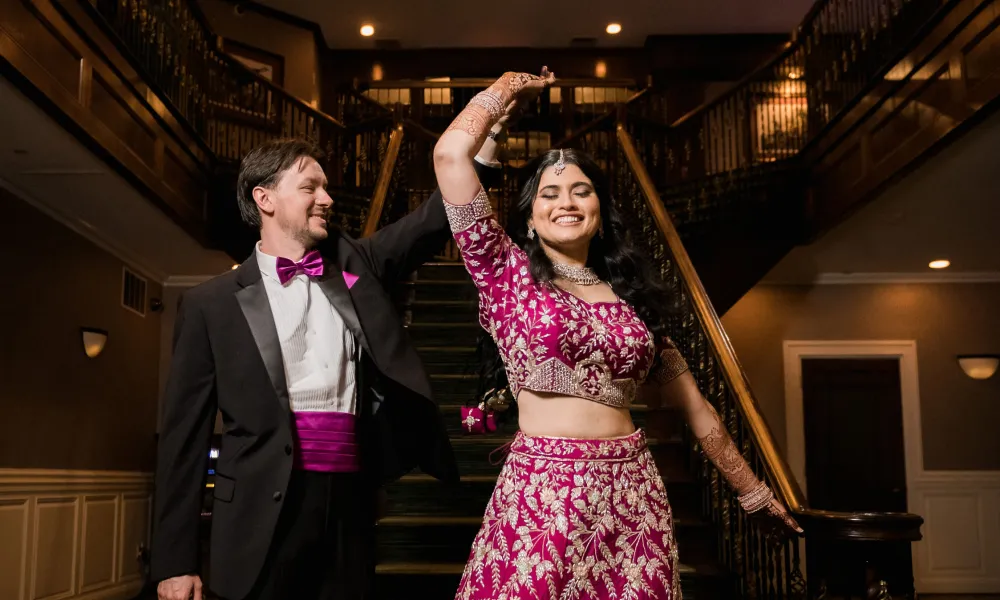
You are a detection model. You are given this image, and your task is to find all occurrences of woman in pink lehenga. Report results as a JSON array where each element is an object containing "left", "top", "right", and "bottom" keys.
[{"left": 433, "top": 69, "right": 802, "bottom": 600}]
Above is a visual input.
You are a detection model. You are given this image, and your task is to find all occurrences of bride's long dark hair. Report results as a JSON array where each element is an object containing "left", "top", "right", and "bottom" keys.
[{"left": 474, "top": 148, "right": 675, "bottom": 408}]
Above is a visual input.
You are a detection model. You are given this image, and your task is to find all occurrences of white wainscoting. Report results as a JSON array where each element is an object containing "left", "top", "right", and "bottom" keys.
[
  {"left": 912, "top": 471, "right": 1000, "bottom": 594},
  {"left": 0, "top": 470, "right": 153, "bottom": 600}
]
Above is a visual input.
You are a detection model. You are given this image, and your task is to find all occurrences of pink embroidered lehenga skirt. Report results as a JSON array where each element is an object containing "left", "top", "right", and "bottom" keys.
[{"left": 455, "top": 429, "right": 683, "bottom": 600}]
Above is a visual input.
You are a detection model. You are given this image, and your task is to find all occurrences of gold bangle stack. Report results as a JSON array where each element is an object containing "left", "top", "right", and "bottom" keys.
[{"left": 738, "top": 480, "right": 774, "bottom": 513}]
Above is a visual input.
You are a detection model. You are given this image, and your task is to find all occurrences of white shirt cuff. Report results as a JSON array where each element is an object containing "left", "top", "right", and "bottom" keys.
[{"left": 474, "top": 155, "right": 503, "bottom": 169}]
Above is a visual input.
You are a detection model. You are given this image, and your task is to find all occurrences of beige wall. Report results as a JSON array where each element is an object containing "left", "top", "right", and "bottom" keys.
[
  {"left": 722, "top": 283, "right": 1000, "bottom": 470},
  {"left": 0, "top": 189, "right": 161, "bottom": 471},
  {"left": 198, "top": 0, "right": 320, "bottom": 106}
]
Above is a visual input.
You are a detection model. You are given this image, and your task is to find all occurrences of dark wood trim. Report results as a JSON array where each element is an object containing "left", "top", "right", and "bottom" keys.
[
  {"left": 219, "top": 0, "right": 327, "bottom": 50},
  {"left": 60, "top": 0, "right": 215, "bottom": 166},
  {"left": 0, "top": 0, "right": 212, "bottom": 243},
  {"left": 799, "top": 509, "right": 923, "bottom": 542}
]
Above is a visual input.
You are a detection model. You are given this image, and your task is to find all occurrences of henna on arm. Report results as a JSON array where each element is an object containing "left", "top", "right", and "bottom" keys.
[
  {"left": 696, "top": 403, "right": 758, "bottom": 494},
  {"left": 656, "top": 359, "right": 775, "bottom": 514},
  {"left": 435, "top": 72, "right": 541, "bottom": 208},
  {"left": 444, "top": 73, "right": 535, "bottom": 140}
]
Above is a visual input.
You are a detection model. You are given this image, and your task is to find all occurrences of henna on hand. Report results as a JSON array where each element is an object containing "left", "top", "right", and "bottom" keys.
[
  {"left": 697, "top": 404, "right": 758, "bottom": 495},
  {"left": 445, "top": 72, "right": 538, "bottom": 139}
]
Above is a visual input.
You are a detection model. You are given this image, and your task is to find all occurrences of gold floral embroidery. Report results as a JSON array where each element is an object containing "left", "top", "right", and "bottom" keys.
[
  {"left": 455, "top": 431, "right": 682, "bottom": 599},
  {"left": 445, "top": 190, "right": 669, "bottom": 410}
]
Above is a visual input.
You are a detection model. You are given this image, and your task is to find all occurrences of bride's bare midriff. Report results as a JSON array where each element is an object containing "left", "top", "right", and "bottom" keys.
[{"left": 516, "top": 390, "right": 636, "bottom": 439}]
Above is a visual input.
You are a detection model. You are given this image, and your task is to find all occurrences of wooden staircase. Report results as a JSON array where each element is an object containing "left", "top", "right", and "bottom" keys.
[{"left": 373, "top": 263, "right": 736, "bottom": 599}]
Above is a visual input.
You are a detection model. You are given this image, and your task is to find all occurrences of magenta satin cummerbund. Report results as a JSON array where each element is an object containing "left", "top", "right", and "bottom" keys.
[{"left": 291, "top": 411, "right": 360, "bottom": 473}]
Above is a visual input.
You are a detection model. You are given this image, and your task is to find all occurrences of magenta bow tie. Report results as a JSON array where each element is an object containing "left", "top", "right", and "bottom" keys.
[{"left": 275, "top": 250, "right": 325, "bottom": 284}]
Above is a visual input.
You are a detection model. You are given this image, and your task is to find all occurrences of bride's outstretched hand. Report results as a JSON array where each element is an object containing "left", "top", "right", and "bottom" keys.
[
  {"left": 754, "top": 497, "right": 803, "bottom": 542},
  {"left": 499, "top": 67, "right": 555, "bottom": 127},
  {"left": 508, "top": 67, "right": 555, "bottom": 102}
]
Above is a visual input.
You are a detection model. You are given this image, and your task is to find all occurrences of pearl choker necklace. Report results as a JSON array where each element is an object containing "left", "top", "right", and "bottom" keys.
[{"left": 552, "top": 262, "right": 601, "bottom": 286}]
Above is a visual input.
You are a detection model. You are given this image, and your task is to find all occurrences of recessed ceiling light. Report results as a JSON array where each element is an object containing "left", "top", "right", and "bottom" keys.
[
  {"left": 606, "top": 23, "right": 622, "bottom": 35},
  {"left": 360, "top": 24, "right": 375, "bottom": 37},
  {"left": 929, "top": 259, "right": 950, "bottom": 269}
]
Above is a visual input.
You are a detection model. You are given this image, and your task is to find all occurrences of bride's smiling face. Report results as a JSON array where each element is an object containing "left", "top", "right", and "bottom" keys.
[{"left": 528, "top": 163, "right": 602, "bottom": 252}]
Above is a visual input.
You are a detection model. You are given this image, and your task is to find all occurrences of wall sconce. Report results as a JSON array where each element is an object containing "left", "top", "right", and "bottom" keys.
[
  {"left": 81, "top": 327, "right": 108, "bottom": 358},
  {"left": 957, "top": 355, "right": 999, "bottom": 380}
]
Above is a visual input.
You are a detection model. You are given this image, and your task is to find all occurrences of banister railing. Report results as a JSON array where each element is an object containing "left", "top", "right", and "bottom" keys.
[
  {"left": 617, "top": 124, "right": 806, "bottom": 512},
  {"left": 609, "top": 125, "right": 806, "bottom": 598},
  {"left": 611, "top": 123, "right": 923, "bottom": 599},
  {"left": 362, "top": 123, "right": 405, "bottom": 238},
  {"left": 626, "top": 0, "right": 950, "bottom": 187},
  {"left": 86, "top": 0, "right": 396, "bottom": 236}
]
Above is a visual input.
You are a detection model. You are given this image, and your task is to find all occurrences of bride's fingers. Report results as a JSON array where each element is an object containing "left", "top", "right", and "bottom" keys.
[{"left": 786, "top": 514, "right": 803, "bottom": 534}]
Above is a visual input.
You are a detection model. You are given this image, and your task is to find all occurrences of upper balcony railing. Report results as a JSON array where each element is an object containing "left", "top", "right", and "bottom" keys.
[
  {"left": 87, "top": 0, "right": 396, "bottom": 236},
  {"left": 627, "top": 0, "right": 949, "bottom": 188}
]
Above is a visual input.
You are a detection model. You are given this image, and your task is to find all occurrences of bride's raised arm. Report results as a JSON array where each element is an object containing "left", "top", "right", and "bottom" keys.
[{"left": 433, "top": 70, "right": 553, "bottom": 206}]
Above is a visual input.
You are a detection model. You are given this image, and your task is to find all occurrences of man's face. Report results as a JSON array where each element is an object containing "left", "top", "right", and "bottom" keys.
[{"left": 256, "top": 156, "right": 332, "bottom": 246}]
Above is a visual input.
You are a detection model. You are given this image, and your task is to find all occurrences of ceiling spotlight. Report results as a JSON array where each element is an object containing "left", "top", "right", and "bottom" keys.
[
  {"left": 360, "top": 24, "right": 375, "bottom": 37},
  {"left": 606, "top": 23, "right": 622, "bottom": 35},
  {"left": 928, "top": 259, "right": 950, "bottom": 269}
]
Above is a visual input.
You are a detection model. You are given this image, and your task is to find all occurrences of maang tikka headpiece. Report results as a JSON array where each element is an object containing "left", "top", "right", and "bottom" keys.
[{"left": 553, "top": 149, "right": 566, "bottom": 176}]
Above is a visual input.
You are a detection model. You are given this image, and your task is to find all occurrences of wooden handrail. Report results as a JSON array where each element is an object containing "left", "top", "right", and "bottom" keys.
[
  {"left": 362, "top": 123, "right": 405, "bottom": 238},
  {"left": 615, "top": 123, "right": 808, "bottom": 512}
]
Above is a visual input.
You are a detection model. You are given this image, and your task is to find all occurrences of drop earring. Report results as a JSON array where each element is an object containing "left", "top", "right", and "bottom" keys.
[{"left": 527, "top": 225, "right": 535, "bottom": 240}]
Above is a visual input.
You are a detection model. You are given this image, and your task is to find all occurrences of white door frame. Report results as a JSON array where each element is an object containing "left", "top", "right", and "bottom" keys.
[{"left": 781, "top": 340, "right": 924, "bottom": 510}]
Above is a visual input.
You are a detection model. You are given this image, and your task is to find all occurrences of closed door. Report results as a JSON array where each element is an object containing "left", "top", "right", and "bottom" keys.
[
  {"left": 801, "top": 357, "right": 908, "bottom": 513},
  {"left": 801, "top": 357, "right": 913, "bottom": 597}
]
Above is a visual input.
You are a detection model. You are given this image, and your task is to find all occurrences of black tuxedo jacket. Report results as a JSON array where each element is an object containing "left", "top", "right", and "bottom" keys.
[{"left": 150, "top": 163, "right": 497, "bottom": 599}]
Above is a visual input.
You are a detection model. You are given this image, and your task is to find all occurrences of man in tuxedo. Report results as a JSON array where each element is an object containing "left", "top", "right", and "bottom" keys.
[{"left": 152, "top": 137, "right": 502, "bottom": 600}]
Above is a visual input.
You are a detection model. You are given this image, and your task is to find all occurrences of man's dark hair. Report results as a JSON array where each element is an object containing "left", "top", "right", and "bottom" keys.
[{"left": 236, "top": 138, "right": 324, "bottom": 228}]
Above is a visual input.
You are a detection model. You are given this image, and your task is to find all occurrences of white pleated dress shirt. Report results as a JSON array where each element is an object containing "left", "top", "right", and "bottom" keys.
[{"left": 255, "top": 243, "right": 357, "bottom": 415}]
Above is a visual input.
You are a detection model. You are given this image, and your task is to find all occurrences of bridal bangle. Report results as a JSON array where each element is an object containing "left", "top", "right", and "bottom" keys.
[{"left": 738, "top": 480, "right": 774, "bottom": 513}]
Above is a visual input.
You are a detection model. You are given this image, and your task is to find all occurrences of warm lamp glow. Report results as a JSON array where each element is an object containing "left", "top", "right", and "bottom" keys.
[
  {"left": 929, "top": 259, "right": 951, "bottom": 269},
  {"left": 595, "top": 61, "right": 607, "bottom": 78},
  {"left": 81, "top": 327, "right": 108, "bottom": 359},
  {"left": 371, "top": 62, "right": 384, "bottom": 81},
  {"left": 957, "top": 356, "right": 999, "bottom": 380},
  {"left": 360, "top": 24, "right": 375, "bottom": 37},
  {"left": 231, "top": 264, "right": 238, "bottom": 270},
  {"left": 606, "top": 23, "right": 622, "bottom": 35},
  {"left": 787, "top": 70, "right": 802, "bottom": 80}
]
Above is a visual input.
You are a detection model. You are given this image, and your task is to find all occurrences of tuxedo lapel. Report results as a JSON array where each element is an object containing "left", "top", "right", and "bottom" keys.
[
  {"left": 234, "top": 256, "right": 290, "bottom": 414},
  {"left": 316, "top": 261, "right": 370, "bottom": 356}
]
